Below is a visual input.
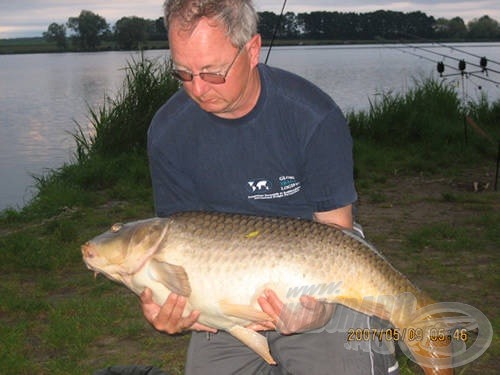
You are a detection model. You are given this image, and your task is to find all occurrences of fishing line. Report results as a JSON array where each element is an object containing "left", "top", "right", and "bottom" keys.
[
  {"left": 264, "top": 0, "right": 287, "bottom": 64},
  {"left": 395, "top": 34, "right": 499, "bottom": 189},
  {"left": 401, "top": 43, "right": 500, "bottom": 75},
  {"left": 432, "top": 42, "right": 500, "bottom": 67},
  {"left": 385, "top": 46, "right": 500, "bottom": 102},
  {"left": 392, "top": 46, "right": 461, "bottom": 73},
  {"left": 390, "top": 44, "right": 500, "bottom": 86},
  {"left": 469, "top": 73, "right": 500, "bottom": 86},
  {"left": 400, "top": 32, "right": 500, "bottom": 67}
]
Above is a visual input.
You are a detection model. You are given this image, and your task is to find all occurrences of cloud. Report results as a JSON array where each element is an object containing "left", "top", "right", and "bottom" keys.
[
  {"left": 0, "top": 0, "right": 165, "bottom": 38},
  {"left": 1, "top": 0, "right": 499, "bottom": 39}
]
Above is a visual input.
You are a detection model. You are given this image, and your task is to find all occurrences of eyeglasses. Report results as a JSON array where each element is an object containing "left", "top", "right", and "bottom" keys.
[{"left": 172, "top": 48, "right": 243, "bottom": 85}]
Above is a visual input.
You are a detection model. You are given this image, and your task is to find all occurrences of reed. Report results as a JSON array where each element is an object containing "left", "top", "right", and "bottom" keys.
[
  {"left": 348, "top": 77, "right": 499, "bottom": 177},
  {"left": 72, "top": 54, "right": 179, "bottom": 160}
]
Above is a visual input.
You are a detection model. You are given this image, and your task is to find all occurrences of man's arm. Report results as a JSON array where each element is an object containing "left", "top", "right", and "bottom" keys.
[{"left": 313, "top": 204, "right": 353, "bottom": 230}]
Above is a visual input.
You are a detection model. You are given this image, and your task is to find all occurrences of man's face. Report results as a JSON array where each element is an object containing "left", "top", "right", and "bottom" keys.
[{"left": 168, "top": 17, "right": 261, "bottom": 119}]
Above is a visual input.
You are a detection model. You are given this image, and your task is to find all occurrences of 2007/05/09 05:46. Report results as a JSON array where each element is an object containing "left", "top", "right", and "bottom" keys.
[{"left": 347, "top": 327, "right": 469, "bottom": 342}]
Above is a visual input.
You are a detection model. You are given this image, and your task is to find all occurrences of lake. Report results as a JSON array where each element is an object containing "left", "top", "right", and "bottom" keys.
[{"left": 1, "top": 43, "right": 499, "bottom": 211}]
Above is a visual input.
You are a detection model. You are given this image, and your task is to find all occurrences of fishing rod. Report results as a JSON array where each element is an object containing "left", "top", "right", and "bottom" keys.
[
  {"left": 391, "top": 44, "right": 500, "bottom": 87},
  {"left": 399, "top": 31, "right": 500, "bottom": 67},
  {"left": 400, "top": 43, "right": 500, "bottom": 76},
  {"left": 394, "top": 35, "right": 499, "bottom": 189},
  {"left": 431, "top": 42, "right": 500, "bottom": 68},
  {"left": 264, "top": 0, "right": 287, "bottom": 64},
  {"left": 392, "top": 45, "right": 492, "bottom": 85},
  {"left": 393, "top": 46, "right": 461, "bottom": 72},
  {"left": 392, "top": 43, "right": 499, "bottom": 154}
]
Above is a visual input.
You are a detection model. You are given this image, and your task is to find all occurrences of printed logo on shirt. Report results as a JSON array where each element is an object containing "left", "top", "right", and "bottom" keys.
[
  {"left": 247, "top": 176, "right": 301, "bottom": 200},
  {"left": 247, "top": 179, "right": 272, "bottom": 193}
]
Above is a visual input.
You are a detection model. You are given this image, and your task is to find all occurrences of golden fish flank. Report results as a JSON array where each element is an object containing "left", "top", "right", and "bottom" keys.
[{"left": 82, "top": 211, "right": 453, "bottom": 374}]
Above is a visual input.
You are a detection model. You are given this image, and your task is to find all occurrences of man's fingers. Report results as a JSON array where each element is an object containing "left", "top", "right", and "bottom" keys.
[
  {"left": 264, "top": 289, "right": 284, "bottom": 312},
  {"left": 140, "top": 291, "right": 215, "bottom": 334},
  {"left": 140, "top": 288, "right": 162, "bottom": 323},
  {"left": 140, "top": 287, "right": 153, "bottom": 303},
  {"left": 191, "top": 323, "right": 218, "bottom": 333},
  {"left": 180, "top": 309, "right": 199, "bottom": 327},
  {"left": 299, "top": 295, "right": 320, "bottom": 310},
  {"left": 246, "top": 321, "right": 276, "bottom": 331},
  {"left": 167, "top": 295, "right": 186, "bottom": 320},
  {"left": 257, "top": 295, "right": 281, "bottom": 322}
]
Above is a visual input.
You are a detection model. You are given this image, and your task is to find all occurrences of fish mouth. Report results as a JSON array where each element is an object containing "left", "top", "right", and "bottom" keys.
[
  {"left": 81, "top": 242, "right": 95, "bottom": 259},
  {"left": 81, "top": 241, "right": 130, "bottom": 283},
  {"left": 81, "top": 242, "right": 101, "bottom": 278}
]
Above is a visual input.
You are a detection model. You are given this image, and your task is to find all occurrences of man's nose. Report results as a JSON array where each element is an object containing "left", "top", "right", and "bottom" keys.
[{"left": 189, "top": 76, "right": 210, "bottom": 97}]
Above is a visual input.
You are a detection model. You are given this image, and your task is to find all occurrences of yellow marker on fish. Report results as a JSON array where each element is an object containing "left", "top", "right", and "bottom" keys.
[{"left": 245, "top": 230, "right": 260, "bottom": 238}]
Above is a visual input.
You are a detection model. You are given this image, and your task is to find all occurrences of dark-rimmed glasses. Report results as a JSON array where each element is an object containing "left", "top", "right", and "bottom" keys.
[{"left": 172, "top": 48, "right": 243, "bottom": 85}]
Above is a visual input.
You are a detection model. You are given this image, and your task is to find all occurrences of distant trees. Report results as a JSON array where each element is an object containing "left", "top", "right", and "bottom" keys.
[
  {"left": 43, "top": 23, "right": 67, "bottom": 49},
  {"left": 149, "top": 18, "right": 168, "bottom": 41},
  {"left": 114, "top": 17, "right": 167, "bottom": 49},
  {"left": 67, "top": 10, "right": 109, "bottom": 50},
  {"left": 114, "top": 16, "right": 149, "bottom": 49},
  {"left": 258, "top": 11, "right": 281, "bottom": 40},
  {"left": 434, "top": 17, "right": 468, "bottom": 39},
  {"left": 42, "top": 9, "right": 499, "bottom": 52},
  {"left": 270, "top": 10, "right": 497, "bottom": 41},
  {"left": 468, "top": 15, "right": 500, "bottom": 39}
]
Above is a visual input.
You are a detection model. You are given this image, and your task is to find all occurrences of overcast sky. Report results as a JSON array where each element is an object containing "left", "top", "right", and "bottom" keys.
[{"left": 1, "top": 0, "right": 499, "bottom": 39}]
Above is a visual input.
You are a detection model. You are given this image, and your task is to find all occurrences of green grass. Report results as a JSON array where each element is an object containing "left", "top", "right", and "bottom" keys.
[
  {"left": 349, "top": 78, "right": 499, "bottom": 182},
  {"left": 0, "top": 57, "right": 498, "bottom": 374}
]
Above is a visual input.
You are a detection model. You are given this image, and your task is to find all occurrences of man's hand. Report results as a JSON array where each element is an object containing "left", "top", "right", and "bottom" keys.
[
  {"left": 140, "top": 288, "right": 217, "bottom": 334},
  {"left": 250, "top": 289, "right": 335, "bottom": 335}
]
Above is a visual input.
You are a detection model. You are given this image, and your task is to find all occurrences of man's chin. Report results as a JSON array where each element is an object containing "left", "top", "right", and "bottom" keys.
[{"left": 198, "top": 100, "right": 226, "bottom": 114}]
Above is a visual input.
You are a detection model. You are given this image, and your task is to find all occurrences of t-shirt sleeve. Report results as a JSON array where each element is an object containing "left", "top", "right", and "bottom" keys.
[
  {"left": 301, "top": 107, "right": 357, "bottom": 212},
  {"left": 147, "top": 102, "right": 203, "bottom": 217},
  {"left": 148, "top": 144, "right": 201, "bottom": 217}
]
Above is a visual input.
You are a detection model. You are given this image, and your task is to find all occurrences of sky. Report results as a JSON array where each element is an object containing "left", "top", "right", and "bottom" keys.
[{"left": 1, "top": 0, "right": 499, "bottom": 39}]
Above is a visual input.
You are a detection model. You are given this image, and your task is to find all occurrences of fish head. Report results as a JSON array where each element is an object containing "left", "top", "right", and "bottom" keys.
[{"left": 81, "top": 218, "right": 169, "bottom": 281}]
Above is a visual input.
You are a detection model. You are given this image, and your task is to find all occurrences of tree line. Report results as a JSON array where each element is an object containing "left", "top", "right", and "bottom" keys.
[{"left": 43, "top": 9, "right": 500, "bottom": 51}]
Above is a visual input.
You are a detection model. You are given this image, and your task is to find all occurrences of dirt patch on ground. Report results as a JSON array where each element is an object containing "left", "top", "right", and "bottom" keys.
[
  {"left": 356, "top": 166, "right": 498, "bottom": 374},
  {"left": 358, "top": 165, "right": 496, "bottom": 238}
]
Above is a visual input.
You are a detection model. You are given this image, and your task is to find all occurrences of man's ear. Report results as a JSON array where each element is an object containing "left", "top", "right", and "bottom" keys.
[{"left": 247, "top": 33, "right": 262, "bottom": 68}]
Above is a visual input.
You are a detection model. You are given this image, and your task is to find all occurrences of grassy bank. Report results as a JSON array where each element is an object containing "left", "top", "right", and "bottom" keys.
[
  {"left": 0, "top": 58, "right": 498, "bottom": 374},
  {"left": 5, "top": 37, "right": 495, "bottom": 55}
]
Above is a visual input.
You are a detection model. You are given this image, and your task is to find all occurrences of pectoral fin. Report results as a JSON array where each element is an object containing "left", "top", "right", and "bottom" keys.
[
  {"left": 148, "top": 259, "right": 191, "bottom": 297},
  {"left": 228, "top": 325, "right": 276, "bottom": 365},
  {"left": 219, "top": 301, "right": 272, "bottom": 322}
]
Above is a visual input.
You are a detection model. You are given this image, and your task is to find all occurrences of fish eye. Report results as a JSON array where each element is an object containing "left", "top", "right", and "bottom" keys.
[{"left": 111, "top": 223, "right": 123, "bottom": 233}]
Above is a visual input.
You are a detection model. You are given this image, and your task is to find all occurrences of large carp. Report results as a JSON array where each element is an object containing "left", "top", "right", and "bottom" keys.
[{"left": 82, "top": 211, "right": 453, "bottom": 374}]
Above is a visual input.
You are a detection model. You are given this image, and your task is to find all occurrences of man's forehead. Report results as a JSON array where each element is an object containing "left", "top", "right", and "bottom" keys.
[{"left": 169, "top": 16, "right": 226, "bottom": 40}]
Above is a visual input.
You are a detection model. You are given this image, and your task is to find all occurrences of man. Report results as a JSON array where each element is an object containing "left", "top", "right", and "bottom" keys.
[{"left": 142, "top": 1, "right": 398, "bottom": 374}]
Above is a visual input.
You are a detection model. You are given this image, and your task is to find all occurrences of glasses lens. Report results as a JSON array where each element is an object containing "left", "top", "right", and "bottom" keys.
[
  {"left": 173, "top": 70, "right": 193, "bottom": 81},
  {"left": 199, "top": 73, "right": 226, "bottom": 84},
  {"left": 172, "top": 70, "right": 227, "bottom": 84}
]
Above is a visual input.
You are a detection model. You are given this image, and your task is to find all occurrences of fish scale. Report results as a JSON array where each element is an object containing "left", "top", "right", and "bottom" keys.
[{"left": 82, "top": 211, "right": 453, "bottom": 374}]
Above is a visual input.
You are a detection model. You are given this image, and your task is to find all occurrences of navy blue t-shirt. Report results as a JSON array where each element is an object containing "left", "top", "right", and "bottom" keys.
[{"left": 148, "top": 63, "right": 357, "bottom": 219}]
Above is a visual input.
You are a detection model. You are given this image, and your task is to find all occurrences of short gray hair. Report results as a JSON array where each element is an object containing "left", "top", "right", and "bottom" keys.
[{"left": 163, "top": 0, "right": 258, "bottom": 48}]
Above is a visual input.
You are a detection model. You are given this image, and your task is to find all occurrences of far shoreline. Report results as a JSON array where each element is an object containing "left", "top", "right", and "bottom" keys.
[{"left": 2, "top": 37, "right": 500, "bottom": 55}]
